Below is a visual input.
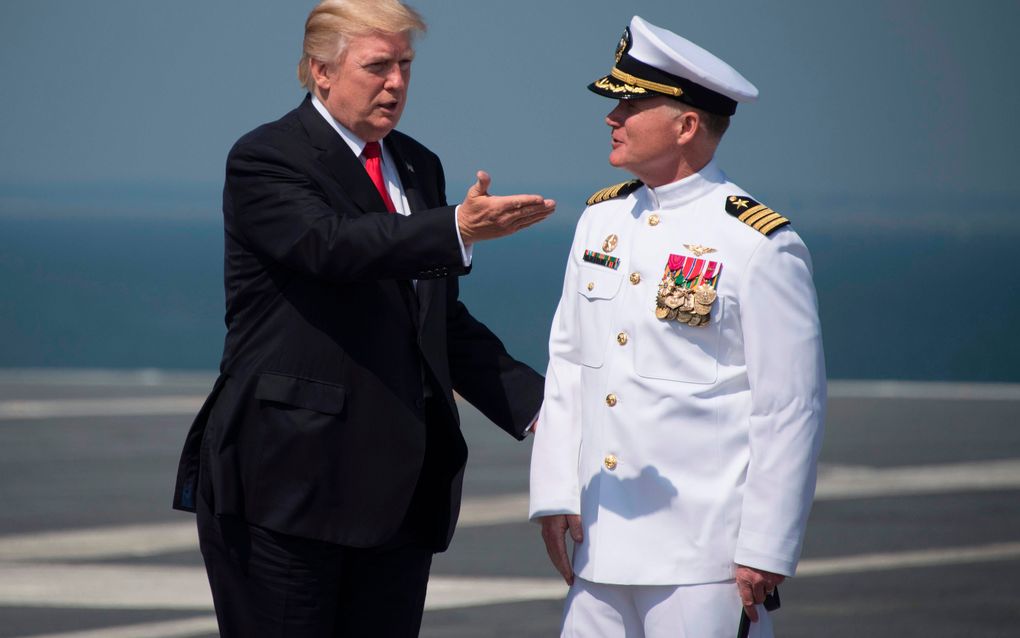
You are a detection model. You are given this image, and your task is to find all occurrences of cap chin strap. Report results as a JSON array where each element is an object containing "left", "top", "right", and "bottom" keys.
[{"left": 611, "top": 67, "right": 683, "bottom": 97}]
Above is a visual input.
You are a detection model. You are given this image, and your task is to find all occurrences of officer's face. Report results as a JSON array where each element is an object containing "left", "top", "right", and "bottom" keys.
[
  {"left": 605, "top": 98, "right": 684, "bottom": 183},
  {"left": 314, "top": 31, "right": 414, "bottom": 142}
]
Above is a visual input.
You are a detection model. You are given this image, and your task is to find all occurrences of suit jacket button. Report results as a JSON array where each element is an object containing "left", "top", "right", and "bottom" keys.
[
  {"left": 605, "top": 393, "right": 618, "bottom": 407},
  {"left": 604, "top": 455, "right": 618, "bottom": 471}
]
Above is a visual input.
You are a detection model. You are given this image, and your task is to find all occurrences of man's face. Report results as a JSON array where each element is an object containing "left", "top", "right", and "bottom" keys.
[
  {"left": 318, "top": 31, "right": 414, "bottom": 142},
  {"left": 605, "top": 97, "right": 683, "bottom": 179}
]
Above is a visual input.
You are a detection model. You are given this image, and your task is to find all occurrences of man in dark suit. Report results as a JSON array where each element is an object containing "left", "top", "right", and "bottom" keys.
[{"left": 171, "top": 1, "right": 553, "bottom": 635}]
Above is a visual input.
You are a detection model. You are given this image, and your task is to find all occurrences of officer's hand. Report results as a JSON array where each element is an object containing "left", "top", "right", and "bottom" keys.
[
  {"left": 735, "top": 564, "right": 785, "bottom": 622},
  {"left": 458, "top": 171, "right": 555, "bottom": 244},
  {"left": 539, "top": 514, "right": 583, "bottom": 585}
]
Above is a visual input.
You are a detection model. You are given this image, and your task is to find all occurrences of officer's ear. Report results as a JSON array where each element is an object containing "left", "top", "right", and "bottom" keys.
[{"left": 675, "top": 109, "right": 701, "bottom": 145}]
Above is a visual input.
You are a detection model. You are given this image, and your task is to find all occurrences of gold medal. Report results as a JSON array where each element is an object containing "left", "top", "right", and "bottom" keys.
[
  {"left": 676, "top": 311, "right": 693, "bottom": 323},
  {"left": 687, "top": 314, "right": 703, "bottom": 327},
  {"left": 694, "top": 303, "right": 711, "bottom": 316},
  {"left": 664, "top": 294, "right": 683, "bottom": 309},
  {"left": 667, "top": 308, "right": 679, "bottom": 320},
  {"left": 694, "top": 285, "right": 717, "bottom": 305},
  {"left": 682, "top": 293, "right": 696, "bottom": 312},
  {"left": 602, "top": 234, "right": 619, "bottom": 253},
  {"left": 655, "top": 306, "right": 670, "bottom": 320}
]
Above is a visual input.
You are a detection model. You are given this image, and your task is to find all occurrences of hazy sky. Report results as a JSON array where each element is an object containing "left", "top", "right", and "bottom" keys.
[{"left": 2, "top": 0, "right": 1019, "bottom": 215}]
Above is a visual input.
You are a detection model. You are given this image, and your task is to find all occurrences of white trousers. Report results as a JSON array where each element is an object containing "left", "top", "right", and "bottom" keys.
[{"left": 560, "top": 577, "right": 774, "bottom": 638}]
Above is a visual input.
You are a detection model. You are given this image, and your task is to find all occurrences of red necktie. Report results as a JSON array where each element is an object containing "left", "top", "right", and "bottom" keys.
[{"left": 362, "top": 141, "right": 396, "bottom": 213}]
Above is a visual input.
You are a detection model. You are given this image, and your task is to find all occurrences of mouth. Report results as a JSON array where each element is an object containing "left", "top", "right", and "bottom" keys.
[{"left": 377, "top": 100, "right": 401, "bottom": 114}]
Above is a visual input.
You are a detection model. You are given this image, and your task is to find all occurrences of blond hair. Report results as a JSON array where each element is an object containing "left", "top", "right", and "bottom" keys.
[{"left": 298, "top": 0, "right": 427, "bottom": 91}]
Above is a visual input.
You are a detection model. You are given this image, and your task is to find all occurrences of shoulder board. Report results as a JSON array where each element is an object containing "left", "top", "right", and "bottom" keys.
[
  {"left": 586, "top": 180, "right": 643, "bottom": 206},
  {"left": 724, "top": 195, "right": 790, "bottom": 236}
]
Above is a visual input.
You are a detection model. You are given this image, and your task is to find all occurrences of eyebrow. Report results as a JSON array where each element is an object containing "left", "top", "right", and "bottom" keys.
[{"left": 359, "top": 50, "right": 416, "bottom": 65}]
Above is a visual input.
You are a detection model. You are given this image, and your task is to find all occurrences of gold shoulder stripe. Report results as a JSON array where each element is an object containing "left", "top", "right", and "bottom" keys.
[
  {"left": 725, "top": 194, "right": 791, "bottom": 236},
  {"left": 738, "top": 204, "right": 769, "bottom": 223},
  {"left": 759, "top": 216, "right": 790, "bottom": 236},
  {"left": 586, "top": 180, "right": 643, "bottom": 206}
]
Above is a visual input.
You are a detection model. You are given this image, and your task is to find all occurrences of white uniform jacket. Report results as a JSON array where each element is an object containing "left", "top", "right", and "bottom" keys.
[{"left": 529, "top": 162, "right": 826, "bottom": 585}]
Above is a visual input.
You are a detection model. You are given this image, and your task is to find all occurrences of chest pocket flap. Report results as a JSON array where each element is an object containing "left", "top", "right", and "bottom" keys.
[
  {"left": 577, "top": 266, "right": 624, "bottom": 301},
  {"left": 575, "top": 266, "right": 624, "bottom": 368}
]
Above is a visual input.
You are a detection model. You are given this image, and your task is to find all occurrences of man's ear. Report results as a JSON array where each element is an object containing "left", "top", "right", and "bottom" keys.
[
  {"left": 676, "top": 110, "right": 701, "bottom": 145},
  {"left": 309, "top": 58, "right": 332, "bottom": 92}
]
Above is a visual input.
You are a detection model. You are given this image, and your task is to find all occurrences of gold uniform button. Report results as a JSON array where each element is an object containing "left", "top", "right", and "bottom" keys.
[
  {"left": 648, "top": 214, "right": 661, "bottom": 226},
  {"left": 605, "top": 393, "right": 618, "bottom": 407},
  {"left": 587, "top": 282, "right": 595, "bottom": 291},
  {"left": 629, "top": 272, "right": 641, "bottom": 285},
  {"left": 617, "top": 332, "right": 628, "bottom": 346},
  {"left": 604, "top": 455, "right": 618, "bottom": 471}
]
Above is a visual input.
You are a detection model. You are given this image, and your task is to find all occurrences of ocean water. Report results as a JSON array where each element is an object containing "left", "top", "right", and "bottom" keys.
[{"left": 1, "top": 210, "right": 1018, "bottom": 382}]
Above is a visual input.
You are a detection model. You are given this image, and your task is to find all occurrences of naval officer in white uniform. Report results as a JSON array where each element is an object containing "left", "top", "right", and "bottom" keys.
[{"left": 529, "top": 16, "right": 826, "bottom": 637}]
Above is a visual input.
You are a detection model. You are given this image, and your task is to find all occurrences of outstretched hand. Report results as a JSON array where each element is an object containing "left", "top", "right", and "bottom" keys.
[{"left": 458, "top": 171, "right": 555, "bottom": 244}]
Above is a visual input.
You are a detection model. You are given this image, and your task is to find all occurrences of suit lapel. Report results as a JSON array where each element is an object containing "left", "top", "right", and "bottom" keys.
[
  {"left": 387, "top": 137, "right": 438, "bottom": 327},
  {"left": 295, "top": 96, "right": 390, "bottom": 215},
  {"left": 296, "top": 96, "right": 418, "bottom": 325}
]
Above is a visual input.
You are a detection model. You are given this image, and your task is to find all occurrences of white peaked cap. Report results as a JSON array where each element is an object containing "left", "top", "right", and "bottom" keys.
[{"left": 589, "top": 15, "right": 758, "bottom": 115}]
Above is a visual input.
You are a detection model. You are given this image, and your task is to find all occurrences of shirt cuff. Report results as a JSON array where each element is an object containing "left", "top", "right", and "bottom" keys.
[{"left": 453, "top": 205, "right": 473, "bottom": 267}]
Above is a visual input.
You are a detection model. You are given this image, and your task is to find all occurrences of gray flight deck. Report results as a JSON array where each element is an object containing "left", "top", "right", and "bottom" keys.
[{"left": 0, "top": 370, "right": 1017, "bottom": 637}]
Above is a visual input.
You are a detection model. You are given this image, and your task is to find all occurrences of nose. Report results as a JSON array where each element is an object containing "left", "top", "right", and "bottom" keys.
[
  {"left": 606, "top": 102, "right": 625, "bottom": 127},
  {"left": 385, "top": 64, "right": 407, "bottom": 92}
]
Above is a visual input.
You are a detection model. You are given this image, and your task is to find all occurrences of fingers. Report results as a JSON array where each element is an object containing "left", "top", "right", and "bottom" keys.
[
  {"left": 735, "top": 565, "right": 785, "bottom": 623},
  {"left": 473, "top": 170, "right": 491, "bottom": 196},
  {"left": 566, "top": 514, "right": 583, "bottom": 544},
  {"left": 751, "top": 578, "right": 767, "bottom": 604},
  {"left": 540, "top": 516, "right": 574, "bottom": 585},
  {"left": 737, "top": 578, "right": 759, "bottom": 622},
  {"left": 458, "top": 180, "right": 556, "bottom": 242},
  {"left": 509, "top": 204, "right": 555, "bottom": 233}
]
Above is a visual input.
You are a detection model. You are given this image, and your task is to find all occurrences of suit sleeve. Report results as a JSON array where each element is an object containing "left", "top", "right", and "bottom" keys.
[
  {"left": 529, "top": 226, "right": 586, "bottom": 519},
  {"left": 444, "top": 275, "right": 544, "bottom": 441},
  {"left": 226, "top": 141, "right": 466, "bottom": 283},
  {"left": 734, "top": 228, "right": 827, "bottom": 576}
]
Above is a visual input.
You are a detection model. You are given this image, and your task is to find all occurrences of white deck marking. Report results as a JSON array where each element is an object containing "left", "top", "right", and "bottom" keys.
[
  {"left": 815, "top": 459, "right": 1020, "bottom": 499},
  {"left": 826, "top": 380, "right": 1020, "bottom": 401},
  {"left": 1, "top": 379, "right": 1017, "bottom": 421},
  {"left": 796, "top": 541, "right": 1020, "bottom": 577},
  {"left": 2, "top": 541, "right": 1019, "bottom": 633},
  {"left": 0, "top": 521, "right": 200, "bottom": 562},
  {"left": 0, "top": 369, "right": 215, "bottom": 388},
  {"left": 2, "top": 459, "right": 1018, "bottom": 562},
  {"left": 0, "top": 396, "right": 205, "bottom": 420},
  {"left": 14, "top": 616, "right": 220, "bottom": 638},
  {"left": 0, "top": 563, "right": 566, "bottom": 612}
]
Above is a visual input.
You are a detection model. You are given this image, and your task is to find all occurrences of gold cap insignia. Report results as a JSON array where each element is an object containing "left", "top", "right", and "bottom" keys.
[{"left": 615, "top": 27, "right": 630, "bottom": 63}]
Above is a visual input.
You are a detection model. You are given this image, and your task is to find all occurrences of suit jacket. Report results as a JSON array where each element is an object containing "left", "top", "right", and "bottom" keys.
[{"left": 174, "top": 95, "right": 544, "bottom": 550}]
